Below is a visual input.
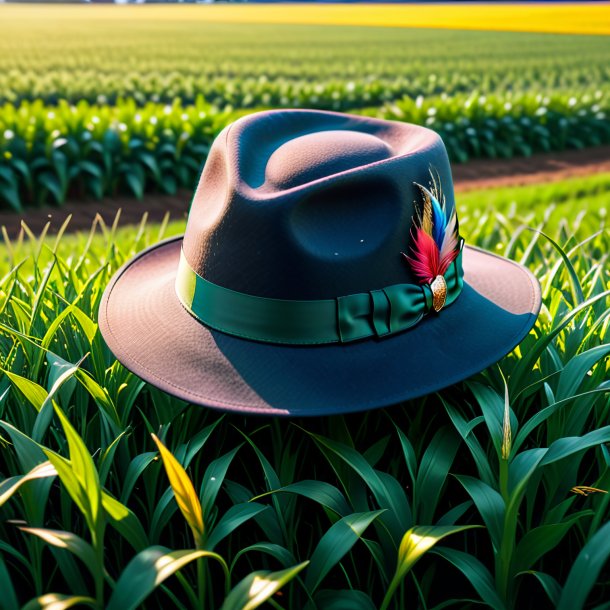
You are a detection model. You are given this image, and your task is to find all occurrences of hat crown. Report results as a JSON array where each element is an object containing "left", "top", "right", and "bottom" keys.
[
  {"left": 182, "top": 109, "right": 457, "bottom": 300},
  {"left": 265, "top": 129, "right": 392, "bottom": 190}
]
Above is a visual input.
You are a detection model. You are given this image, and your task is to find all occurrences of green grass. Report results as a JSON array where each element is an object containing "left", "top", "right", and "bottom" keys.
[
  {"left": 457, "top": 172, "right": 610, "bottom": 235},
  {"left": 0, "top": 176, "right": 608, "bottom": 608}
]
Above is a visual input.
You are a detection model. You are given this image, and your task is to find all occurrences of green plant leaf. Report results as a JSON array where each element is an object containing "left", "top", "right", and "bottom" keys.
[
  {"left": 43, "top": 405, "right": 102, "bottom": 541},
  {"left": 519, "top": 571, "right": 562, "bottom": 606},
  {"left": 394, "top": 424, "right": 418, "bottom": 485},
  {"left": 102, "top": 491, "right": 149, "bottom": 551},
  {"left": 32, "top": 358, "right": 82, "bottom": 443},
  {"left": 0, "top": 553, "right": 19, "bottom": 610},
  {"left": 443, "top": 401, "right": 496, "bottom": 486},
  {"left": 307, "top": 432, "right": 407, "bottom": 539},
  {"left": 98, "top": 429, "right": 129, "bottom": 486},
  {"left": 0, "top": 171, "right": 22, "bottom": 212},
  {"left": 469, "top": 382, "right": 507, "bottom": 457},
  {"left": 305, "top": 510, "right": 385, "bottom": 593},
  {"left": 3, "top": 370, "right": 47, "bottom": 412},
  {"left": 124, "top": 167, "right": 144, "bottom": 200},
  {"left": 530, "top": 227, "right": 584, "bottom": 305},
  {"left": 555, "top": 344, "right": 610, "bottom": 402},
  {"left": 455, "top": 475, "right": 505, "bottom": 552},
  {"left": 432, "top": 546, "right": 506, "bottom": 610},
  {"left": 310, "top": 590, "right": 377, "bottom": 610},
  {"left": 220, "top": 561, "right": 308, "bottom": 610},
  {"left": 380, "top": 525, "right": 481, "bottom": 610},
  {"left": 200, "top": 444, "right": 242, "bottom": 518},
  {"left": 0, "top": 461, "right": 56, "bottom": 508},
  {"left": 19, "top": 527, "right": 98, "bottom": 578},
  {"left": 21, "top": 594, "right": 96, "bottom": 610},
  {"left": 119, "top": 452, "right": 158, "bottom": 504},
  {"left": 205, "top": 502, "right": 268, "bottom": 552},
  {"left": 540, "top": 426, "right": 610, "bottom": 466},
  {"left": 414, "top": 426, "right": 461, "bottom": 523},
  {"left": 252, "top": 480, "right": 351, "bottom": 517},
  {"left": 557, "top": 520, "right": 610, "bottom": 610},
  {"left": 76, "top": 370, "right": 121, "bottom": 430},
  {"left": 514, "top": 511, "right": 591, "bottom": 573},
  {"left": 38, "top": 171, "right": 63, "bottom": 205},
  {"left": 106, "top": 546, "right": 228, "bottom": 610},
  {"left": 231, "top": 543, "right": 297, "bottom": 572}
]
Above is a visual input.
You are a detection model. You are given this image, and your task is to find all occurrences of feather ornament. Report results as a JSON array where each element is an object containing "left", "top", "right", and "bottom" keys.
[{"left": 402, "top": 176, "right": 460, "bottom": 285}]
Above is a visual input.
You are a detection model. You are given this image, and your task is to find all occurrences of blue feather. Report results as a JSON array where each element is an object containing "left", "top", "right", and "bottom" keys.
[{"left": 430, "top": 193, "right": 446, "bottom": 249}]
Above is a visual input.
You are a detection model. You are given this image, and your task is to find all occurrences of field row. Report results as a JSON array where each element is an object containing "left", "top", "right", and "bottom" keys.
[
  {"left": 1, "top": 19, "right": 608, "bottom": 109},
  {"left": 1, "top": 91, "right": 609, "bottom": 211},
  {"left": 3, "top": 65, "right": 608, "bottom": 112}
]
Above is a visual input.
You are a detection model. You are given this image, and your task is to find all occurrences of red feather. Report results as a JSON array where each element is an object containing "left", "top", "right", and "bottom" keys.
[
  {"left": 438, "top": 248, "right": 459, "bottom": 277},
  {"left": 403, "top": 228, "right": 440, "bottom": 284}
]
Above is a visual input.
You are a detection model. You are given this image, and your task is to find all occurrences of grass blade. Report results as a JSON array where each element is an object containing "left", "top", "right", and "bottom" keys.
[
  {"left": 557, "top": 520, "right": 610, "bottom": 610},
  {"left": 305, "top": 510, "right": 385, "bottom": 594},
  {"left": 380, "top": 525, "right": 481, "bottom": 610},
  {"left": 220, "top": 562, "right": 309, "bottom": 610},
  {"left": 106, "top": 546, "right": 228, "bottom": 610},
  {"left": 152, "top": 433, "right": 205, "bottom": 547}
]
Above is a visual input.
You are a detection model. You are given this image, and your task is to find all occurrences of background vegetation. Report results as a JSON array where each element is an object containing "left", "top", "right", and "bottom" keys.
[
  {"left": 2, "top": 20, "right": 608, "bottom": 108},
  {"left": 1, "top": 9, "right": 609, "bottom": 209}
]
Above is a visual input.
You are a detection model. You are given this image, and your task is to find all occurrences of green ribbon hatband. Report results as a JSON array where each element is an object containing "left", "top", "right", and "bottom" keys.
[{"left": 175, "top": 248, "right": 464, "bottom": 345}]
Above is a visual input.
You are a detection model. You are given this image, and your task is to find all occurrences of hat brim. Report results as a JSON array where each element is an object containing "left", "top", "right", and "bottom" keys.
[{"left": 99, "top": 237, "right": 540, "bottom": 417}]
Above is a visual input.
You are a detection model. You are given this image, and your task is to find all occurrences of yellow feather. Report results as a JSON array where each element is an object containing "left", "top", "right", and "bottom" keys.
[
  {"left": 415, "top": 183, "right": 433, "bottom": 236},
  {"left": 430, "top": 166, "right": 445, "bottom": 211}
]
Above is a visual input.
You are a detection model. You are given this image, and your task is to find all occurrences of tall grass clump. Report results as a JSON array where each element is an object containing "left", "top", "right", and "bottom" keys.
[{"left": 0, "top": 192, "right": 608, "bottom": 608}]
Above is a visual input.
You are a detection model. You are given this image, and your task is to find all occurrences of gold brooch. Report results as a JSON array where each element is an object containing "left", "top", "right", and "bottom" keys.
[{"left": 430, "top": 275, "right": 447, "bottom": 312}]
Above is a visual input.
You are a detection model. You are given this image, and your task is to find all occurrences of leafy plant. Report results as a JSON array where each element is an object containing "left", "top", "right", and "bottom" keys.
[
  {"left": 2, "top": 90, "right": 609, "bottom": 210},
  {"left": 0, "top": 180, "right": 607, "bottom": 607}
]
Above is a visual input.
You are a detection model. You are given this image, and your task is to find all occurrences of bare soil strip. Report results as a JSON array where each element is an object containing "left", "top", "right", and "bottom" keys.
[
  {"left": 1, "top": 146, "right": 609, "bottom": 240},
  {"left": 453, "top": 145, "right": 610, "bottom": 192}
]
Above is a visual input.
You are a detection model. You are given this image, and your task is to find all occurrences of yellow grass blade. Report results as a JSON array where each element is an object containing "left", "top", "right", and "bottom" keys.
[
  {"left": 151, "top": 434, "right": 204, "bottom": 547},
  {"left": 570, "top": 486, "right": 608, "bottom": 497}
]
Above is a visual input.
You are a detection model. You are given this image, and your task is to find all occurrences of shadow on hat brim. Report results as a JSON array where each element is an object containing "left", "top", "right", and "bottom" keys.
[{"left": 99, "top": 237, "right": 541, "bottom": 417}]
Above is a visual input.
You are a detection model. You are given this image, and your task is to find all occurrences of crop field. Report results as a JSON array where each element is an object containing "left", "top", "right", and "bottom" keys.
[
  {"left": 1, "top": 6, "right": 610, "bottom": 209},
  {"left": 2, "top": 10, "right": 609, "bottom": 108},
  {"left": 1, "top": 5, "right": 610, "bottom": 609},
  {"left": 1, "top": 174, "right": 609, "bottom": 608}
]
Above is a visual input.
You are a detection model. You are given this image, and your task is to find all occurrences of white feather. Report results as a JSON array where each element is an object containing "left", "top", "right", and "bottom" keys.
[{"left": 439, "top": 207, "right": 458, "bottom": 260}]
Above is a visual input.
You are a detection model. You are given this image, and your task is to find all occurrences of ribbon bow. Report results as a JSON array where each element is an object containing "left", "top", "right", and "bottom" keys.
[{"left": 336, "top": 251, "right": 463, "bottom": 342}]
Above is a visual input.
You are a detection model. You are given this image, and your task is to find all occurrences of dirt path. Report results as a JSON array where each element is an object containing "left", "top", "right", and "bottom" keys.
[
  {"left": 453, "top": 145, "right": 610, "bottom": 191},
  {"left": 1, "top": 145, "right": 609, "bottom": 239}
]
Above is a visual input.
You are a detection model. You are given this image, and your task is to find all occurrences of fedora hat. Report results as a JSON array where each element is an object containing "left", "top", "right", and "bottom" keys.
[{"left": 99, "top": 109, "right": 541, "bottom": 416}]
